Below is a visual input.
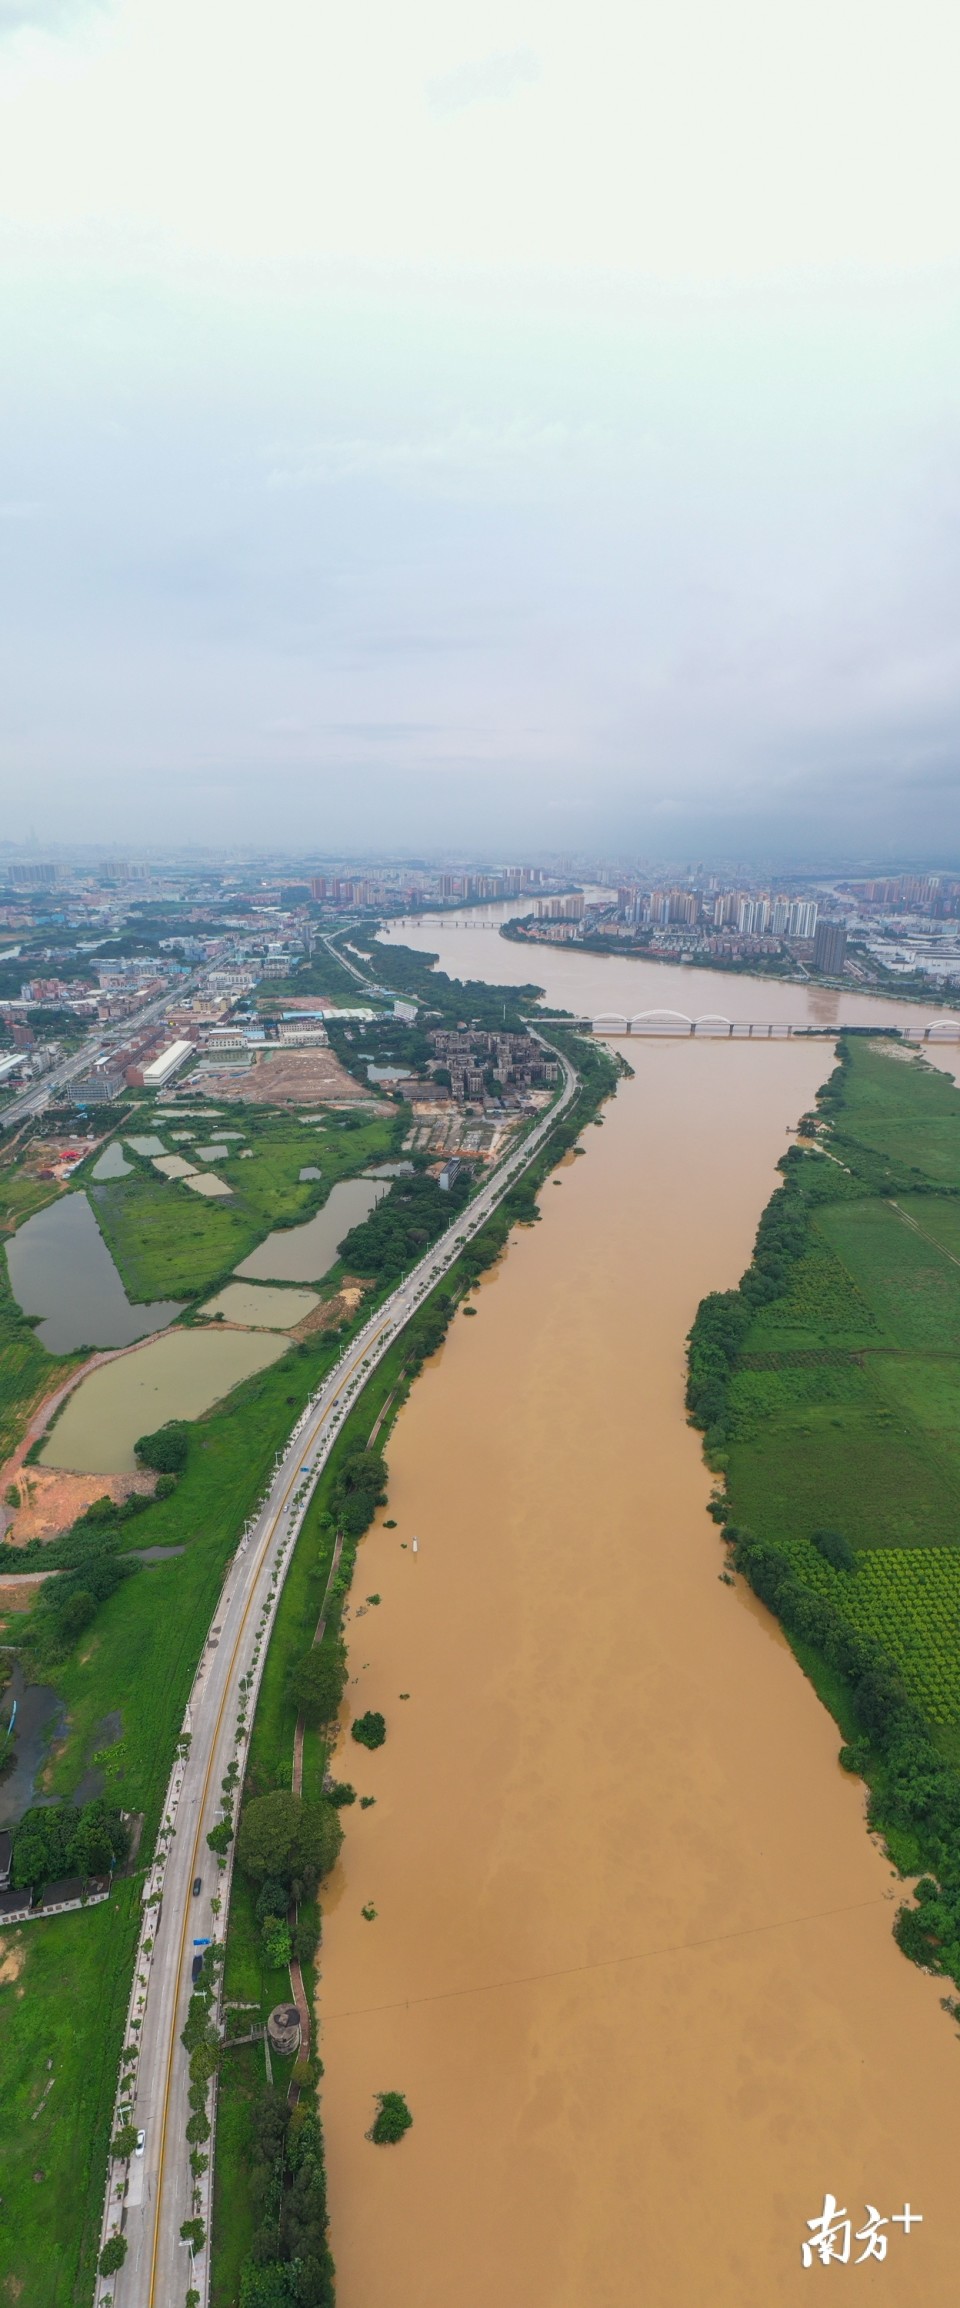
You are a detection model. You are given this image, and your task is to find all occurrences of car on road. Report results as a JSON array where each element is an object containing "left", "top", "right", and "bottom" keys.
[
  {"left": 191, "top": 1953, "right": 203, "bottom": 1983},
  {"left": 135, "top": 2128, "right": 145, "bottom": 2157},
  {"left": 192, "top": 1876, "right": 202, "bottom": 1897}
]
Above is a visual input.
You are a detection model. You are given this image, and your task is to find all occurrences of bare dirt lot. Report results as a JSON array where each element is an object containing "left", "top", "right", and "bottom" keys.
[{"left": 192, "top": 1050, "right": 389, "bottom": 1107}]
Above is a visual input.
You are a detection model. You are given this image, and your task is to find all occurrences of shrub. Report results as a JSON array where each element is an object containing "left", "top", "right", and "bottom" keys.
[
  {"left": 289, "top": 1642, "right": 347, "bottom": 1725},
  {"left": 370, "top": 2090, "right": 413, "bottom": 2144},
  {"left": 812, "top": 1527, "right": 856, "bottom": 1573},
  {"left": 134, "top": 1420, "right": 189, "bottom": 1474},
  {"left": 351, "top": 1711, "right": 386, "bottom": 1750},
  {"left": 237, "top": 1791, "right": 343, "bottom": 1894},
  {"left": 206, "top": 1819, "right": 233, "bottom": 1856},
  {"left": 99, "top": 2236, "right": 128, "bottom": 2274},
  {"left": 262, "top": 1915, "right": 292, "bottom": 1968},
  {"left": 255, "top": 1879, "right": 289, "bottom": 1924},
  {"left": 111, "top": 2122, "right": 139, "bottom": 2159},
  {"left": 293, "top": 1913, "right": 320, "bottom": 1964}
]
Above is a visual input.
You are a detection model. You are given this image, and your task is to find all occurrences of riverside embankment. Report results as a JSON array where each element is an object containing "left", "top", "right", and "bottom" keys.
[{"left": 316, "top": 938, "right": 958, "bottom": 2307}]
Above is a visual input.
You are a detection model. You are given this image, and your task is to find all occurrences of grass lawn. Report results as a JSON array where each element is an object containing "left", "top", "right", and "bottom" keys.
[
  {"left": 834, "top": 1043, "right": 960, "bottom": 1186},
  {"left": 815, "top": 1198, "right": 960, "bottom": 1353},
  {"left": 727, "top": 1397, "right": 960, "bottom": 1550},
  {"left": 0, "top": 1884, "right": 141, "bottom": 2306}
]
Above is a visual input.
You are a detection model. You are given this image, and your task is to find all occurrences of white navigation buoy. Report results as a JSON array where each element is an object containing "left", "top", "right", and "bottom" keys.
[{"left": 412, "top": 1537, "right": 419, "bottom": 1554}]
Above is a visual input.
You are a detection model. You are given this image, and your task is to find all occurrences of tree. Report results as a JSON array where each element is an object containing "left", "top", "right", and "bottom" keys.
[
  {"left": 370, "top": 2090, "right": 413, "bottom": 2144},
  {"left": 262, "top": 1915, "right": 292, "bottom": 1968},
  {"left": 99, "top": 2236, "right": 128, "bottom": 2274},
  {"left": 351, "top": 1711, "right": 386, "bottom": 1750},
  {"left": 180, "top": 2217, "right": 206, "bottom": 2251},
  {"left": 255, "top": 1879, "right": 289, "bottom": 1924},
  {"left": 811, "top": 1527, "right": 856, "bottom": 1573},
  {"left": 207, "top": 1819, "right": 233, "bottom": 1856},
  {"left": 111, "top": 2122, "right": 139, "bottom": 2159},
  {"left": 135, "top": 1420, "right": 190, "bottom": 1473},
  {"left": 237, "top": 1792, "right": 342, "bottom": 1895},
  {"left": 289, "top": 1643, "right": 346, "bottom": 1725}
]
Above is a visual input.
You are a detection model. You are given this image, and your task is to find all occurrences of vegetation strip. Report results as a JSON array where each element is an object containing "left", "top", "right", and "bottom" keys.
[{"left": 687, "top": 1036, "right": 960, "bottom": 1995}]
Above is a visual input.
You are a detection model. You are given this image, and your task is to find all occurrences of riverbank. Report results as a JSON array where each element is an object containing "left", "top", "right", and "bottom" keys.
[
  {"left": 317, "top": 1035, "right": 959, "bottom": 2308},
  {"left": 690, "top": 1037, "right": 960, "bottom": 1980},
  {"left": 208, "top": 1029, "right": 621, "bottom": 2305},
  {"left": 500, "top": 914, "right": 960, "bottom": 1009}
]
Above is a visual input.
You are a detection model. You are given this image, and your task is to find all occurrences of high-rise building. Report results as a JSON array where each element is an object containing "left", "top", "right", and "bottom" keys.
[
  {"left": 753, "top": 897, "right": 770, "bottom": 935},
  {"left": 789, "top": 900, "right": 818, "bottom": 939},
  {"left": 771, "top": 899, "right": 790, "bottom": 935},
  {"left": 310, "top": 876, "right": 328, "bottom": 900},
  {"left": 813, "top": 920, "right": 847, "bottom": 975},
  {"left": 737, "top": 897, "right": 755, "bottom": 935}
]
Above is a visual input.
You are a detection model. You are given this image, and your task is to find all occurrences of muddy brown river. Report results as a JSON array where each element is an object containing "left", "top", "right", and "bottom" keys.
[{"left": 319, "top": 927, "right": 958, "bottom": 2306}]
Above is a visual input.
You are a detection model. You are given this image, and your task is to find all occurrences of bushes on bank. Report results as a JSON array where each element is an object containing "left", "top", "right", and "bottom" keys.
[
  {"left": 134, "top": 1419, "right": 190, "bottom": 1473},
  {"left": 236, "top": 1791, "right": 342, "bottom": 1897},
  {"left": 12, "top": 1795, "right": 129, "bottom": 1891},
  {"left": 289, "top": 1640, "right": 347, "bottom": 1725}
]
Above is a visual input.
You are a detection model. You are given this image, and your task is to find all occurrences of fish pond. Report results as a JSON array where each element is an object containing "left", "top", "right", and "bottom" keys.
[
  {"left": 4, "top": 1192, "right": 183, "bottom": 1354},
  {"left": 38, "top": 1326, "right": 286, "bottom": 1473},
  {"left": 233, "top": 1176, "right": 387, "bottom": 1282}
]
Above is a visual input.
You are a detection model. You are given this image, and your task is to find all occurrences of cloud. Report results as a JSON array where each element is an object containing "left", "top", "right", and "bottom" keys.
[
  {"left": 0, "top": 0, "right": 103, "bottom": 28},
  {"left": 426, "top": 47, "right": 541, "bottom": 119}
]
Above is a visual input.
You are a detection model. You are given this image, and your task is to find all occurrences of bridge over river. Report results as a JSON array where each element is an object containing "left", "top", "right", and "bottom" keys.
[{"left": 533, "top": 1009, "right": 960, "bottom": 1040}]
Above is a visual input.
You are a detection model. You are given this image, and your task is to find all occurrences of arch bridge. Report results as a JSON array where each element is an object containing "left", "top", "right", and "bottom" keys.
[{"left": 534, "top": 1011, "right": 960, "bottom": 1041}]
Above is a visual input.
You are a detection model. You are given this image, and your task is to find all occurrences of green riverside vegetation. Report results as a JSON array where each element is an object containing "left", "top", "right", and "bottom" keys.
[{"left": 687, "top": 1035, "right": 960, "bottom": 1987}]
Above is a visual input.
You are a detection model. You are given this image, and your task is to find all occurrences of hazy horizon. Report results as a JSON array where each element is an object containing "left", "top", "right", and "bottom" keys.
[{"left": 2, "top": 0, "right": 960, "bottom": 860}]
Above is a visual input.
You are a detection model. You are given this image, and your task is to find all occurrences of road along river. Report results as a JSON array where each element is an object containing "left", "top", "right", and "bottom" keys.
[
  {"left": 315, "top": 924, "right": 959, "bottom": 2306},
  {"left": 95, "top": 1041, "right": 578, "bottom": 2308}
]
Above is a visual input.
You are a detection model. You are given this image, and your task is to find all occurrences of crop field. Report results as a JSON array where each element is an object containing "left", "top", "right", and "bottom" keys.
[
  {"left": 717, "top": 1038, "right": 960, "bottom": 1743},
  {"left": 779, "top": 1540, "right": 960, "bottom": 1722},
  {"left": 743, "top": 1239, "right": 886, "bottom": 1351}
]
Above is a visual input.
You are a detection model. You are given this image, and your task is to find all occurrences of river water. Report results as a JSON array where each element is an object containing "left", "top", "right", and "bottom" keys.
[{"left": 317, "top": 915, "right": 959, "bottom": 2306}]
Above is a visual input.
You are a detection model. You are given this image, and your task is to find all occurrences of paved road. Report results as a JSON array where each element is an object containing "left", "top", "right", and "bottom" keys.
[
  {"left": 99, "top": 1037, "right": 579, "bottom": 2308},
  {"left": 0, "top": 983, "right": 194, "bottom": 1131}
]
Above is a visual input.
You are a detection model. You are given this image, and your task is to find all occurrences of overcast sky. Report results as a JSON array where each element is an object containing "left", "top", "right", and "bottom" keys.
[{"left": 2, "top": 0, "right": 960, "bottom": 861}]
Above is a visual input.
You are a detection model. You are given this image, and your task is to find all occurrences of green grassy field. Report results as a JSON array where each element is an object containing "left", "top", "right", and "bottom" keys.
[
  {"left": 833, "top": 1041, "right": 960, "bottom": 1186},
  {"left": 0, "top": 1326, "right": 347, "bottom": 2305},
  {"left": 86, "top": 1110, "right": 398, "bottom": 1302}
]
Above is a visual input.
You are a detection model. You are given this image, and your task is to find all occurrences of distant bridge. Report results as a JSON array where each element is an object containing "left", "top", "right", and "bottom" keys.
[{"left": 533, "top": 1010, "right": 960, "bottom": 1041}]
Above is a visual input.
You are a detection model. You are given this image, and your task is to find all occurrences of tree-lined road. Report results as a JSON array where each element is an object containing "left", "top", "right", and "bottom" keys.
[{"left": 100, "top": 1037, "right": 578, "bottom": 2308}]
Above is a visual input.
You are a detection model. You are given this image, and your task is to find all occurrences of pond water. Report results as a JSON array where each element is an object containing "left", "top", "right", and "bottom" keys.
[
  {"left": 91, "top": 1141, "right": 132, "bottom": 1180},
  {"left": 39, "top": 1327, "right": 286, "bottom": 1473},
  {"left": 126, "top": 1134, "right": 167, "bottom": 1156},
  {"left": 5, "top": 1192, "right": 183, "bottom": 1354},
  {"left": 234, "top": 1177, "right": 388, "bottom": 1283},
  {"left": 0, "top": 1659, "right": 65, "bottom": 1827},
  {"left": 199, "top": 1280, "right": 319, "bottom": 1329}
]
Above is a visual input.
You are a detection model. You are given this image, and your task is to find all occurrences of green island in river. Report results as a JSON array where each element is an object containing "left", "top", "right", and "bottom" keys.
[{"left": 688, "top": 1035, "right": 960, "bottom": 1990}]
